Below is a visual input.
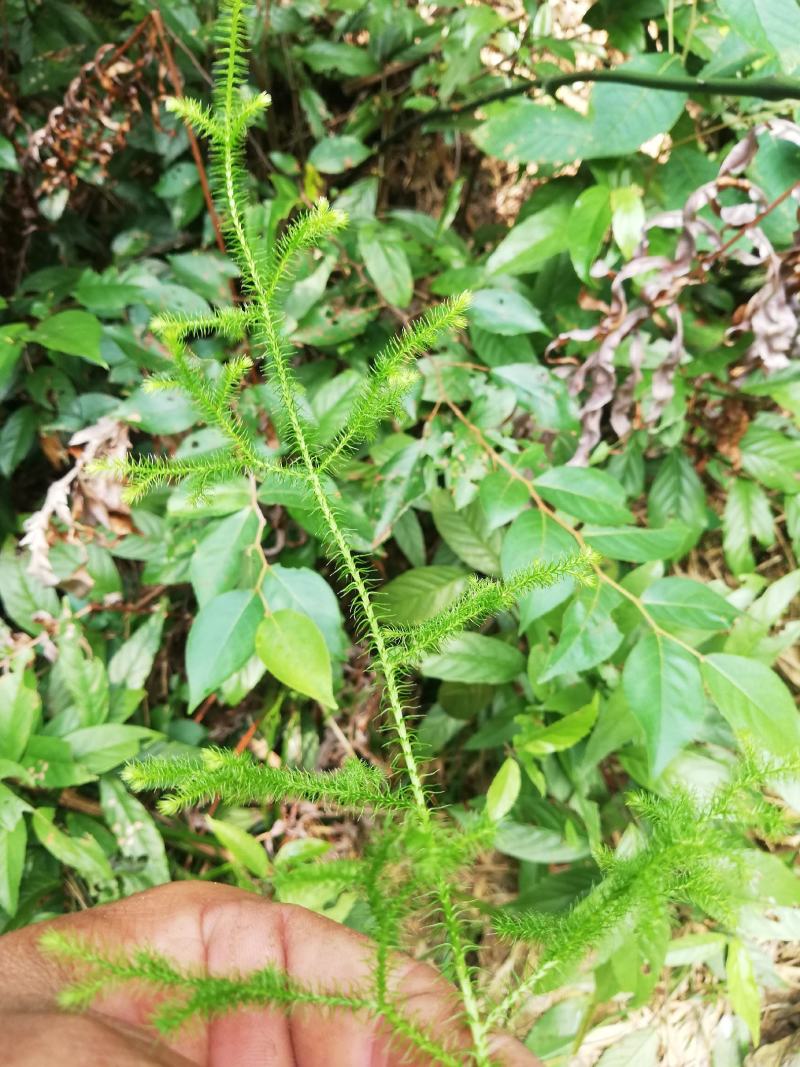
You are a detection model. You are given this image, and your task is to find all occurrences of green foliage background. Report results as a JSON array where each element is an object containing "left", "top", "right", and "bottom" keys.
[{"left": 1, "top": 0, "right": 800, "bottom": 1061}]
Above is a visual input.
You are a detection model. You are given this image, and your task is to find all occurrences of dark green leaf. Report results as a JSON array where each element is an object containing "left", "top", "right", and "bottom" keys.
[
  {"left": 469, "top": 289, "right": 546, "bottom": 335},
  {"left": 582, "top": 524, "right": 690, "bottom": 562},
  {"left": 641, "top": 578, "right": 738, "bottom": 631},
  {"left": 567, "top": 186, "right": 611, "bottom": 282},
  {"left": 535, "top": 466, "right": 634, "bottom": 524},
  {"left": 190, "top": 508, "right": 259, "bottom": 607},
  {"left": 473, "top": 55, "right": 686, "bottom": 164},
  {"left": 357, "top": 228, "right": 413, "bottom": 307},
  {"left": 376, "top": 566, "right": 469, "bottom": 625},
  {"left": 309, "top": 136, "right": 371, "bottom": 174},
  {"left": 623, "top": 634, "right": 704, "bottom": 775},
  {"left": 0, "top": 539, "right": 59, "bottom": 635},
  {"left": 723, "top": 479, "right": 774, "bottom": 574},
  {"left": 430, "top": 489, "right": 502, "bottom": 575},
  {"left": 421, "top": 632, "right": 525, "bottom": 683},
  {"left": 0, "top": 408, "right": 37, "bottom": 477},
  {"left": 31, "top": 310, "right": 105, "bottom": 365},
  {"left": 702, "top": 653, "right": 800, "bottom": 753},
  {"left": 0, "top": 819, "right": 26, "bottom": 916},
  {"left": 186, "top": 590, "right": 264, "bottom": 710},
  {"left": 501, "top": 510, "right": 577, "bottom": 626},
  {"left": 540, "top": 584, "right": 623, "bottom": 681}
]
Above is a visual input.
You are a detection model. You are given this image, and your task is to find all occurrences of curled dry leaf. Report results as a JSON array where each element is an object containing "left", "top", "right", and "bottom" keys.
[
  {"left": 21, "top": 24, "right": 162, "bottom": 206},
  {"left": 20, "top": 417, "right": 131, "bottom": 588},
  {"left": 548, "top": 120, "right": 800, "bottom": 464}
]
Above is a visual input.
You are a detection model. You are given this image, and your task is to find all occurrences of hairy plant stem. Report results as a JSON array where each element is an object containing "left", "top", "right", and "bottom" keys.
[{"left": 216, "top": 71, "right": 490, "bottom": 1064}]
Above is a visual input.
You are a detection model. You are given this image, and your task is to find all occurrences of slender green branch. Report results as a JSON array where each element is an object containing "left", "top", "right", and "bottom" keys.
[
  {"left": 377, "top": 70, "right": 800, "bottom": 149},
  {"left": 123, "top": 749, "right": 411, "bottom": 814}
]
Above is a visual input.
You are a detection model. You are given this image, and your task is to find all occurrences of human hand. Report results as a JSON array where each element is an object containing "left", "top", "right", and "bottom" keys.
[{"left": 0, "top": 880, "right": 541, "bottom": 1066}]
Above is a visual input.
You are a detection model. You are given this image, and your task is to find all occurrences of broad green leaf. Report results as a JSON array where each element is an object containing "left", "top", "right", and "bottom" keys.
[
  {"left": 309, "top": 136, "right": 370, "bottom": 174},
  {"left": 20, "top": 735, "right": 94, "bottom": 789},
  {"left": 525, "top": 995, "right": 592, "bottom": 1060},
  {"left": 473, "top": 55, "right": 686, "bottom": 164},
  {"left": 518, "top": 697, "right": 599, "bottom": 757},
  {"left": 32, "top": 807, "right": 114, "bottom": 887},
  {"left": 641, "top": 578, "right": 738, "bottom": 631},
  {"left": 479, "top": 471, "right": 529, "bottom": 531},
  {"left": 293, "top": 302, "right": 378, "bottom": 346},
  {"left": 190, "top": 508, "right": 260, "bottom": 607},
  {"left": 49, "top": 632, "right": 110, "bottom": 730},
  {"left": 100, "top": 775, "right": 169, "bottom": 891},
  {"left": 357, "top": 227, "right": 413, "bottom": 307},
  {"left": 540, "top": 584, "right": 623, "bottom": 681},
  {"left": 66, "top": 724, "right": 157, "bottom": 775},
  {"left": 30, "top": 310, "right": 105, "bottom": 365},
  {"left": 310, "top": 369, "right": 363, "bottom": 444},
  {"left": 0, "top": 783, "right": 31, "bottom": 831},
  {"left": 703, "top": 653, "right": 800, "bottom": 753},
  {"left": 0, "top": 760, "right": 30, "bottom": 784},
  {"left": 119, "top": 386, "right": 201, "bottom": 436},
  {"left": 430, "top": 489, "right": 502, "bottom": 575},
  {"left": 723, "top": 478, "right": 774, "bottom": 574},
  {"left": 0, "top": 819, "right": 26, "bottom": 915},
  {"left": 186, "top": 590, "right": 264, "bottom": 710},
  {"left": 0, "top": 407, "right": 37, "bottom": 477},
  {"left": 469, "top": 289, "right": 546, "bottom": 336},
  {"left": 166, "top": 252, "right": 240, "bottom": 304},
  {"left": 487, "top": 758, "right": 521, "bottom": 821},
  {"left": 168, "top": 477, "right": 251, "bottom": 518},
  {"left": 623, "top": 634, "right": 704, "bottom": 776},
  {"left": 0, "top": 538, "right": 59, "bottom": 634},
  {"left": 0, "top": 323, "right": 28, "bottom": 396},
  {"left": 726, "top": 939, "right": 760, "bottom": 1044},
  {"left": 261, "top": 564, "right": 347, "bottom": 659},
  {"left": 647, "top": 450, "right": 707, "bottom": 548},
  {"left": 255, "top": 609, "right": 336, "bottom": 708},
  {"left": 376, "top": 566, "right": 469, "bottom": 625},
  {"left": 567, "top": 186, "right": 611, "bottom": 282},
  {"left": 748, "top": 568, "right": 800, "bottom": 628},
  {"left": 596, "top": 1028, "right": 659, "bottom": 1067},
  {"left": 421, "top": 632, "right": 525, "bottom": 684},
  {"left": 535, "top": 466, "right": 633, "bottom": 524},
  {"left": 107, "top": 610, "right": 166, "bottom": 694},
  {"left": 71, "top": 269, "right": 145, "bottom": 314},
  {"left": 486, "top": 200, "right": 572, "bottom": 276},
  {"left": 503, "top": 510, "right": 580, "bottom": 627},
  {"left": 300, "top": 40, "right": 378, "bottom": 76},
  {"left": 490, "top": 363, "right": 578, "bottom": 432},
  {"left": 0, "top": 134, "right": 19, "bottom": 172},
  {"left": 0, "top": 663, "right": 40, "bottom": 762},
  {"left": 719, "top": 0, "right": 800, "bottom": 73},
  {"left": 582, "top": 524, "right": 690, "bottom": 562},
  {"left": 610, "top": 185, "right": 645, "bottom": 259},
  {"left": 207, "top": 814, "right": 269, "bottom": 878},
  {"left": 740, "top": 423, "right": 800, "bottom": 494},
  {"left": 494, "top": 820, "right": 590, "bottom": 864}
]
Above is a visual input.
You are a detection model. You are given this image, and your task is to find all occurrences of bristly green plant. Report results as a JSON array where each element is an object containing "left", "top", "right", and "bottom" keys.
[{"left": 41, "top": 3, "right": 799, "bottom": 1063}]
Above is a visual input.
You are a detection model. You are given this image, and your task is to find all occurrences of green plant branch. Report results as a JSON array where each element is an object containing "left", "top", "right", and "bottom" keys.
[
  {"left": 386, "top": 555, "right": 597, "bottom": 667},
  {"left": 443, "top": 395, "right": 705, "bottom": 664},
  {"left": 487, "top": 764, "right": 789, "bottom": 1027},
  {"left": 377, "top": 69, "right": 800, "bottom": 149},
  {"left": 165, "top": 6, "right": 493, "bottom": 1056},
  {"left": 123, "top": 748, "right": 411, "bottom": 814}
]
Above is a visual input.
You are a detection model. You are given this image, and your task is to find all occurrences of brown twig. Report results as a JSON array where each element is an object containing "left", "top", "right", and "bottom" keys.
[{"left": 151, "top": 9, "right": 226, "bottom": 256}]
